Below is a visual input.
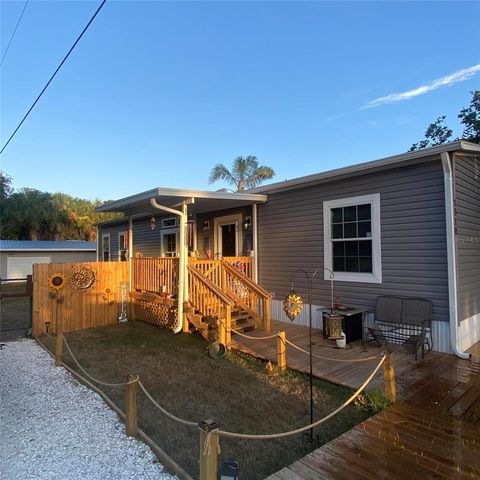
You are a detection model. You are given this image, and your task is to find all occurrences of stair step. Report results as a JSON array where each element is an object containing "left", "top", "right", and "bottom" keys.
[{"left": 231, "top": 321, "right": 256, "bottom": 334}]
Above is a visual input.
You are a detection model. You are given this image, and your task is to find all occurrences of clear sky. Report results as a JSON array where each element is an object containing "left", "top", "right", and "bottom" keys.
[{"left": 1, "top": 0, "right": 479, "bottom": 201}]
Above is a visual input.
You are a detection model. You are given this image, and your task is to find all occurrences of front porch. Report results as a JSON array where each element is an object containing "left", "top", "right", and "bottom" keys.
[{"left": 130, "top": 255, "right": 271, "bottom": 342}]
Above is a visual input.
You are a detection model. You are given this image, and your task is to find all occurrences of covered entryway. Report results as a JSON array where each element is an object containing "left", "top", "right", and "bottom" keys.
[{"left": 214, "top": 213, "right": 243, "bottom": 258}]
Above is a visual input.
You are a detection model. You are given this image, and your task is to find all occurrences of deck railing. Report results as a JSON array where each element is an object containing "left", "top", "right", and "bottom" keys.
[
  {"left": 222, "top": 261, "right": 271, "bottom": 332},
  {"left": 187, "top": 265, "right": 233, "bottom": 343},
  {"left": 131, "top": 257, "right": 179, "bottom": 294}
]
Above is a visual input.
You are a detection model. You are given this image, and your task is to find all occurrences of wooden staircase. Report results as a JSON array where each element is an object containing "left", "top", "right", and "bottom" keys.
[
  {"left": 186, "top": 260, "right": 271, "bottom": 344},
  {"left": 229, "top": 306, "right": 257, "bottom": 335}
]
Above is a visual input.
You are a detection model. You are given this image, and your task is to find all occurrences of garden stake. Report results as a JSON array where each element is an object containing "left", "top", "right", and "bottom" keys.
[
  {"left": 199, "top": 419, "right": 220, "bottom": 480},
  {"left": 277, "top": 331, "right": 286, "bottom": 370},
  {"left": 383, "top": 352, "right": 396, "bottom": 403},
  {"left": 55, "top": 332, "right": 64, "bottom": 367},
  {"left": 125, "top": 374, "right": 139, "bottom": 436}
]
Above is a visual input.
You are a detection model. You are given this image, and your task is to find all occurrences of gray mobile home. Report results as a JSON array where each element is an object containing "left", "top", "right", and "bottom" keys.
[{"left": 96, "top": 141, "right": 480, "bottom": 356}]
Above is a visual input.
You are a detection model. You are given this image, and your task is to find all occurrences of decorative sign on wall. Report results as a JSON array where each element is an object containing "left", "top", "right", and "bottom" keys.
[
  {"left": 118, "top": 281, "right": 128, "bottom": 323},
  {"left": 70, "top": 265, "right": 96, "bottom": 292}
]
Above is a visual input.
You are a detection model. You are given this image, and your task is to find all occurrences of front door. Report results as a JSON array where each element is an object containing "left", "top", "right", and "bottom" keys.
[
  {"left": 214, "top": 214, "right": 242, "bottom": 258},
  {"left": 221, "top": 224, "right": 236, "bottom": 256}
]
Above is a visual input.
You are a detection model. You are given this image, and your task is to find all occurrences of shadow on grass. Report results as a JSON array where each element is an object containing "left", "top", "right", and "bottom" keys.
[{"left": 41, "top": 321, "right": 379, "bottom": 479}]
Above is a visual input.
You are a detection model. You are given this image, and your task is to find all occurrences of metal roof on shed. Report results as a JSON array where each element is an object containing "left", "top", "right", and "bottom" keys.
[{"left": 0, "top": 240, "right": 96, "bottom": 252}]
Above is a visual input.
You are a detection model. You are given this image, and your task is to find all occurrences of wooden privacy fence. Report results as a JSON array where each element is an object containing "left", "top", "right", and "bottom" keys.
[{"left": 32, "top": 261, "right": 129, "bottom": 336}]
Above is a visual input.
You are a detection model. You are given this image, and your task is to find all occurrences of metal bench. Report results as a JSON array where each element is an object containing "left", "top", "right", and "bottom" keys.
[{"left": 366, "top": 296, "right": 433, "bottom": 360}]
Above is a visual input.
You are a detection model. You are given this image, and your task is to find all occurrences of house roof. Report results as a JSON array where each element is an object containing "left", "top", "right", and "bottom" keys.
[
  {"left": 249, "top": 140, "right": 480, "bottom": 194},
  {"left": 96, "top": 187, "right": 268, "bottom": 214},
  {"left": 0, "top": 240, "right": 96, "bottom": 252}
]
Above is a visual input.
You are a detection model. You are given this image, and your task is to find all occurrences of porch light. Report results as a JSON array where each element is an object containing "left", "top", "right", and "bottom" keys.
[
  {"left": 218, "top": 457, "right": 240, "bottom": 480},
  {"left": 243, "top": 216, "right": 252, "bottom": 230},
  {"left": 203, "top": 220, "right": 210, "bottom": 232}
]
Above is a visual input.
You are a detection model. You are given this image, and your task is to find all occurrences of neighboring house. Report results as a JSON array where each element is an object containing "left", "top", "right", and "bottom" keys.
[
  {"left": 96, "top": 141, "right": 480, "bottom": 355},
  {"left": 0, "top": 240, "right": 96, "bottom": 279}
]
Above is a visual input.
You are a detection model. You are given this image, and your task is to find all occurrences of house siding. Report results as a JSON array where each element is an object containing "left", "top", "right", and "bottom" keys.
[
  {"left": 454, "top": 154, "right": 480, "bottom": 350},
  {"left": 257, "top": 159, "right": 450, "bottom": 327},
  {"left": 99, "top": 222, "right": 127, "bottom": 261}
]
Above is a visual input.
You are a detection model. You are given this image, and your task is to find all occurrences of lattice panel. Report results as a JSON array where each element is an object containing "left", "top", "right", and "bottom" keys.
[{"left": 134, "top": 300, "right": 178, "bottom": 329}]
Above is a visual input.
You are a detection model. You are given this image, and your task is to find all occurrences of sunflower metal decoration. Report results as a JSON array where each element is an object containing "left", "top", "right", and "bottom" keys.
[
  {"left": 283, "top": 290, "right": 304, "bottom": 321},
  {"left": 48, "top": 273, "right": 67, "bottom": 290},
  {"left": 70, "top": 265, "right": 96, "bottom": 292}
]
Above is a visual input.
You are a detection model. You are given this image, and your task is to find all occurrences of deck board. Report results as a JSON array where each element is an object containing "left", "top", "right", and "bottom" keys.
[{"left": 231, "top": 322, "right": 480, "bottom": 479}]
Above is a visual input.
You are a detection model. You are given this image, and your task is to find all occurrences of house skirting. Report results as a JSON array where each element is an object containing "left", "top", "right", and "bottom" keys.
[
  {"left": 458, "top": 313, "right": 480, "bottom": 352},
  {"left": 270, "top": 299, "right": 452, "bottom": 354}
]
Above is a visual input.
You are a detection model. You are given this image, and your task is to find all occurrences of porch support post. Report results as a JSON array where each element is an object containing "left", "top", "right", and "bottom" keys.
[
  {"left": 252, "top": 203, "right": 258, "bottom": 283},
  {"left": 150, "top": 198, "right": 194, "bottom": 334},
  {"left": 128, "top": 216, "right": 134, "bottom": 318}
]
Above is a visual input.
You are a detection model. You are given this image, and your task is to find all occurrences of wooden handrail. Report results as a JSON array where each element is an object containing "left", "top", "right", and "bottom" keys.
[
  {"left": 222, "top": 261, "right": 269, "bottom": 299},
  {"left": 187, "top": 265, "right": 234, "bottom": 306}
]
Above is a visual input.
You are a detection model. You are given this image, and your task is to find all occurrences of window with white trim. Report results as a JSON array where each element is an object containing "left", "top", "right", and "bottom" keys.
[
  {"left": 102, "top": 234, "right": 110, "bottom": 262},
  {"left": 323, "top": 194, "right": 382, "bottom": 283},
  {"left": 161, "top": 231, "right": 178, "bottom": 257},
  {"left": 118, "top": 231, "right": 128, "bottom": 261}
]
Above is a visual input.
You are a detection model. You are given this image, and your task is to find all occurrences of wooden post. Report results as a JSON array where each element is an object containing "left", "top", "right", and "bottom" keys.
[
  {"left": 125, "top": 374, "right": 138, "bottom": 436},
  {"left": 277, "top": 331, "right": 286, "bottom": 370},
  {"left": 225, "top": 304, "right": 231, "bottom": 346},
  {"left": 199, "top": 422, "right": 219, "bottom": 480},
  {"left": 383, "top": 352, "right": 396, "bottom": 403},
  {"left": 263, "top": 298, "right": 271, "bottom": 333},
  {"left": 55, "top": 332, "right": 64, "bottom": 367}
]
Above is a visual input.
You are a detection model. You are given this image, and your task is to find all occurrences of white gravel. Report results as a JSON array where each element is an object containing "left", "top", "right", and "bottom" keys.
[{"left": 0, "top": 339, "right": 177, "bottom": 480}]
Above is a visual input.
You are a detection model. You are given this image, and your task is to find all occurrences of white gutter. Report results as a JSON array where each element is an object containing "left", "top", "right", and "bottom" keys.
[
  {"left": 252, "top": 203, "right": 258, "bottom": 283},
  {"left": 441, "top": 152, "right": 471, "bottom": 359},
  {"left": 150, "top": 198, "right": 191, "bottom": 334}
]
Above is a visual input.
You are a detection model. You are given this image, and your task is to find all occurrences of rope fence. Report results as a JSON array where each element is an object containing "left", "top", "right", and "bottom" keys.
[{"left": 36, "top": 330, "right": 395, "bottom": 480}]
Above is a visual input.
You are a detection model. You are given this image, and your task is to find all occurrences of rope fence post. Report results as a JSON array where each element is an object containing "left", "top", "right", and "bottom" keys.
[
  {"left": 277, "top": 331, "right": 286, "bottom": 370},
  {"left": 126, "top": 374, "right": 139, "bottom": 436},
  {"left": 383, "top": 351, "right": 396, "bottom": 403},
  {"left": 55, "top": 332, "right": 64, "bottom": 367},
  {"left": 199, "top": 420, "right": 220, "bottom": 480}
]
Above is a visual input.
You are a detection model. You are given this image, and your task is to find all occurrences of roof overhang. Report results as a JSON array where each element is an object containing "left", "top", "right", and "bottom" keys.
[
  {"left": 3, "top": 248, "right": 95, "bottom": 252},
  {"left": 249, "top": 140, "right": 480, "bottom": 194},
  {"left": 96, "top": 187, "right": 268, "bottom": 215}
]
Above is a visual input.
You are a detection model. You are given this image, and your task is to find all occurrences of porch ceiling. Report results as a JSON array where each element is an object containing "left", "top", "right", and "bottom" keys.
[{"left": 96, "top": 187, "right": 268, "bottom": 215}]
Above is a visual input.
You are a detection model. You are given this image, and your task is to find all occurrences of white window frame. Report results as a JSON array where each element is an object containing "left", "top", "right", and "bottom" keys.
[
  {"left": 323, "top": 193, "right": 382, "bottom": 283},
  {"left": 161, "top": 229, "right": 179, "bottom": 257},
  {"left": 118, "top": 231, "right": 128, "bottom": 261},
  {"left": 102, "top": 234, "right": 111, "bottom": 262},
  {"left": 214, "top": 213, "right": 243, "bottom": 258},
  {"left": 161, "top": 217, "right": 178, "bottom": 229}
]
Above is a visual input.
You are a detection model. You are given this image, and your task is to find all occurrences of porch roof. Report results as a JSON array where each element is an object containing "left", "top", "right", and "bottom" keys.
[{"left": 96, "top": 187, "right": 268, "bottom": 215}]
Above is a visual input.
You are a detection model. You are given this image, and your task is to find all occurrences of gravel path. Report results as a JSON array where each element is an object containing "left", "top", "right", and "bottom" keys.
[{"left": 0, "top": 339, "right": 177, "bottom": 480}]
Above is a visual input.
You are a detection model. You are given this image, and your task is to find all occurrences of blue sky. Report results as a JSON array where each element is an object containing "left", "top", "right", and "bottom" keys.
[{"left": 1, "top": 0, "right": 479, "bottom": 201}]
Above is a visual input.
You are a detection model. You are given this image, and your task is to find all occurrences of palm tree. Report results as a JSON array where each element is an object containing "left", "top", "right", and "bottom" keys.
[{"left": 209, "top": 156, "right": 275, "bottom": 191}]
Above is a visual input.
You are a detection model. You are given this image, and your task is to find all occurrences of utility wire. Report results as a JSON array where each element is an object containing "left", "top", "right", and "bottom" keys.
[
  {"left": 0, "top": 0, "right": 107, "bottom": 155},
  {"left": 0, "top": 0, "right": 30, "bottom": 67}
]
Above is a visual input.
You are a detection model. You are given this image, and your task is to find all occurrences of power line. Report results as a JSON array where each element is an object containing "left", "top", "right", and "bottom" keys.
[
  {"left": 0, "top": 0, "right": 107, "bottom": 156},
  {"left": 0, "top": 0, "right": 30, "bottom": 67}
]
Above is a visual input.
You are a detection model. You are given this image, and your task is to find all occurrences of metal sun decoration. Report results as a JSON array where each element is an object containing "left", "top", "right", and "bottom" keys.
[
  {"left": 283, "top": 290, "right": 304, "bottom": 321},
  {"left": 70, "top": 265, "right": 96, "bottom": 292}
]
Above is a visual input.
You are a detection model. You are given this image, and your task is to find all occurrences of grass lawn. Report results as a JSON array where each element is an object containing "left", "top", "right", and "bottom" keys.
[{"left": 41, "top": 321, "right": 379, "bottom": 479}]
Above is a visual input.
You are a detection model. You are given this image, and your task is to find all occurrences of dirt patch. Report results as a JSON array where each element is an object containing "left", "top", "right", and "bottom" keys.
[{"left": 41, "top": 321, "right": 375, "bottom": 479}]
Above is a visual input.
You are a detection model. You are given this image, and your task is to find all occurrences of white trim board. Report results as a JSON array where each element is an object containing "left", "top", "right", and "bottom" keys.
[{"left": 323, "top": 193, "right": 382, "bottom": 283}]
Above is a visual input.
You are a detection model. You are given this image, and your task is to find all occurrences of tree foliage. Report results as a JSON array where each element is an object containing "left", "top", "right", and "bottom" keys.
[
  {"left": 410, "top": 90, "right": 480, "bottom": 151},
  {"left": 0, "top": 176, "right": 120, "bottom": 241},
  {"left": 409, "top": 116, "right": 453, "bottom": 151},
  {"left": 209, "top": 155, "right": 275, "bottom": 191},
  {"left": 458, "top": 90, "right": 480, "bottom": 144}
]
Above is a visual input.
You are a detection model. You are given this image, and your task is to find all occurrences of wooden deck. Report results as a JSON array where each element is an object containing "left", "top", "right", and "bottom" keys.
[{"left": 231, "top": 322, "right": 480, "bottom": 479}]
